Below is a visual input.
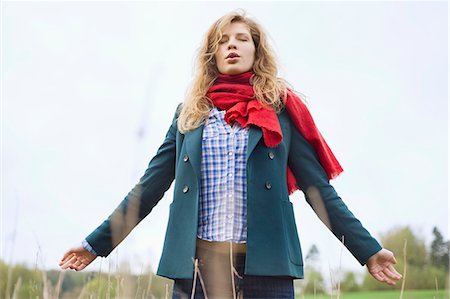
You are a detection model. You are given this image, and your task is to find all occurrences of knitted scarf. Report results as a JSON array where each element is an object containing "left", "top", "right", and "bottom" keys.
[{"left": 206, "top": 71, "right": 343, "bottom": 195}]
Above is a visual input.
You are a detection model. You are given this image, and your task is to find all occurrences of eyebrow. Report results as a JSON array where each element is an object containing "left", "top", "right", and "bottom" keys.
[{"left": 221, "top": 32, "right": 251, "bottom": 38}]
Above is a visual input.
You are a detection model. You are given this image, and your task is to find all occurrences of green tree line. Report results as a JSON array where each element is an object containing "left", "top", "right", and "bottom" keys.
[{"left": 296, "top": 225, "right": 449, "bottom": 294}]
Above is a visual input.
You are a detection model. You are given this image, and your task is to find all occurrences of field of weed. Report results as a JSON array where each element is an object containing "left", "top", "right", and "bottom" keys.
[{"left": 297, "top": 290, "right": 450, "bottom": 299}]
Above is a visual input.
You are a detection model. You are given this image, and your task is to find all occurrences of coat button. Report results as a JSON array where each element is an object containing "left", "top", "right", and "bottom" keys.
[
  {"left": 183, "top": 185, "right": 189, "bottom": 193},
  {"left": 183, "top": 154, "right": 189, "bottom": 162},
  {"left": 265, "top": 181, "right": 272, "bottom": 190},
  {"left": 268, "top": 152, "right": 275, "bottom": 160}
]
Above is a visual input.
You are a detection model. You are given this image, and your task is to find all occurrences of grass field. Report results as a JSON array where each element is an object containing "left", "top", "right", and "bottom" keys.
[{"left": 296, "top": 290, "right": 449, "bottom": 299}]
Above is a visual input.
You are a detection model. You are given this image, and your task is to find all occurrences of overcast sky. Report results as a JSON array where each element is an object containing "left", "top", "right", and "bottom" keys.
[{"left": 2, "top": 1, "right": 448, "bottom": 279}]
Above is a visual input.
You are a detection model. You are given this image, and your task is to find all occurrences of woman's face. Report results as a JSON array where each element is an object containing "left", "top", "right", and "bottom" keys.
[{"left": 214, "top": 22, "right": 256, "bottom": 75}]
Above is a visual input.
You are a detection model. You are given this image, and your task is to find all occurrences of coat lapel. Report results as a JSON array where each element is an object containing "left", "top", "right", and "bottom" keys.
[
  {"left": 246, "top": 126, "right": 263, "bottom": 161},
  {"left": 185, "top": 124, "right": 204, "bottom": 182}
]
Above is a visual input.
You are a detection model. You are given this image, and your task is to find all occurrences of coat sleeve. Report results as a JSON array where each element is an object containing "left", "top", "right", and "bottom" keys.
[
  {"left": 287, "top": 120, "right": 382, "bottom": 266},
  {"left": 85, "top": 104, "right": 182, "bottom": 257}
]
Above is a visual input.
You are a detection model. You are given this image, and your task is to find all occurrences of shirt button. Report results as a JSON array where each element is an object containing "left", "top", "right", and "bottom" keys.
[
  {"left": 183, "top": 154, "right": 189, "bottom": 162},
  {"left": 268, "top": 152, "right": 275, "bottom": 160},
  {"left": 228, "top": 151, "right": 233, "bottom": 156},
  {"left": 228, "top": 193, "right": 233, "bottom": 197},
  {"left": 182, "top": 185, "right": 189, "bottom": 193},
  {"left": 265, "top": 181, "right": 272, "bottom": 190},
  {"left": 228, "top": 173, "right": 233, "bottom": 177}
]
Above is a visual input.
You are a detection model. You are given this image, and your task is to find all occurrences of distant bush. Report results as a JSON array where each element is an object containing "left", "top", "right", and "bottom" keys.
[
  {"left": 0, "top": 259, "right": 173, "bottom": 299},
  {"left": 362, "top": 226, "right": 449, "bottom": 291}
]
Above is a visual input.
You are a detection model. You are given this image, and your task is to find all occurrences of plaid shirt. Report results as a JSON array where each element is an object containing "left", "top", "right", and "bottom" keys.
[
  {"left": 83, "top": 107, "right": 250, "bottom": 256},
  {"left": 197, "top": 107, "right": 249, "bottom": 243}
]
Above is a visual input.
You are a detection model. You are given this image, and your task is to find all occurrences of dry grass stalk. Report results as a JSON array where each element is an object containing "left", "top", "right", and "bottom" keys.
[
  {"left": 42, "top": 269, "right": 51, "bottom": 299},
  {"left": 5, "top": 263, "right": 13, "bottom": 299},
  {"left": 399, "top": 239, "right": 407, "bottom": 299},
  {"left": 229, "top": 241, "right": 237, "bottom": 299},
  {"left": 107, "top": 258, "right": 112, "bottom": 299},
  {"left": 114, "top": 250, "right": 120, "bottom": 299},
  {"left": 145, "top": 266, "right": 153, "bottom": 298},
  {"left": 313, "top": 279, "right": 316, "bottom": 299},
  {"left": 5, "top": 201, "right": 20, "bottom": 299},
  {"left": 11, "top": 277, "right": 22, "bottom": 299},
  {"left": 54, "top": 270, "right": 65, "bottom": 299},
  {"left": 336, "top": 235, "right": 345, "bottom": 299},
  {"left": 114, "top": 275, "right": 121, "bottom": 299},
  {"left": 328, "top": 264, "right": 334, "bottom": 299},
  {"left": 96, "top": 258, "right": 103, "bottom": 299},
  {"left": 120, "top": 263, "right": 133, "bottom": 299},
  {"left": 434, "top": 276, "right": 439, "bottom": 299},
  {"left": 110, "top": 188, "right": 141, "bottom": 250},
  {"left": 134, "top": 265, "right": 144, "bottom": 299},
  {"left": 306, "top": 186, "right": 331, "bottom": 229},
  {"left": 76, "top": 283, "right": 88, "bottom": 299},
  {"left": 196, "top": 263, "right": 207, "bottom": 298},
  {"left": 190, "top": 257, "right": 208, "bottom": 299},
  {"left": 191, "top": 258, "right": 199, "bottom": 299}
]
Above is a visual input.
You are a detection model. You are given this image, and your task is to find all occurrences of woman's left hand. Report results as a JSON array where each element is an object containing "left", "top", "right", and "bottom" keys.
[{"left": 366, "top": 248, "right": 402, "bottom": 285}]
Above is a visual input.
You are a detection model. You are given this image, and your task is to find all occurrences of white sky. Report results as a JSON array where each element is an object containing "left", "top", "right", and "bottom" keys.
[{"left": 2, "top": 1, "right": 448, "bottom": 279}]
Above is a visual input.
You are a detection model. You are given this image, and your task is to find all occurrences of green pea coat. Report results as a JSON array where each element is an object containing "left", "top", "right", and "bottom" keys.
[{"left": 86, "top": 104, "right": 381, "bottom": 279}]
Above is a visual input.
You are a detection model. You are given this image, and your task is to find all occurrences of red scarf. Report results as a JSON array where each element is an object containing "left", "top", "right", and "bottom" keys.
[{"left": 207, "top": 71, "right": 343, "bottom": 195}]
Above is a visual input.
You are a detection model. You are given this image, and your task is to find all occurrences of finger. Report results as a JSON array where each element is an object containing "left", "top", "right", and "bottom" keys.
[
  {"left": 384, "top": 277, "right": 397, "bottom": 286},
  {"left": 59, "top": 252, "right": 75, "bottom": 264},
  {"left": 383, "top": 267, "right": 400, "bottom": 280},
  {"left": 376, "top": 270, "right": 397, "bottom": 286},
  {"left": 380, "top": 274, "right": 396, "bottom": 286},
  {"left": 73, "top": 260, "right": 89, "bottom": 271},
  {"left": 72, "top": 259, "right": 82, "bottom": 268},
  {"left": 64, "top": 254, "right": 77, "bottom": 266},
  {"left": 60, "top": 255, "right": 78, "bottom": 269},
  {"left": 72, "top": 264, "right": 81, "bottom": 271},
  {"left": 387, "top": 264, "right": 402, "bottom": 279},
  {"left": 372, "top": 271, "right": 386, "bottom": 283},
  {"left": 390, "top": 256, "right": 398, "bottom": 264},
  {"left": 75, "top": 262, "right": 88, "bottom": 271},
  {"left": 60, "top": 249, "right": 77, "bottom": 262}
]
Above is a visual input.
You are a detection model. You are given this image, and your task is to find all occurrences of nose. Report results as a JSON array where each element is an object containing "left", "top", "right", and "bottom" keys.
[{"left": 227, "top": 38, "right": 237, "bottom": 50}]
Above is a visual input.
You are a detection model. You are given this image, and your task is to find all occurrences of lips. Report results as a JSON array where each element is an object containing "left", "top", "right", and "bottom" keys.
[{"left": 226, "top": 52, "right": 240, "bottom": 59}]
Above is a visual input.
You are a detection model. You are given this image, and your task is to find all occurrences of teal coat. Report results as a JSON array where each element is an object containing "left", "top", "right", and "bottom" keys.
[{"left": 86, "top": 104, "right": 381, "bottom": 279}]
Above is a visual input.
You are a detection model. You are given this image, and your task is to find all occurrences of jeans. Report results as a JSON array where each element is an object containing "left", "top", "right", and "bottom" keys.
[{"left": 172, "top": 241, "right": 294, "bottom": 299}]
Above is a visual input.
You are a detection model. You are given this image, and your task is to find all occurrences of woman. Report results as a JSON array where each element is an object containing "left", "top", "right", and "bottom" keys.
[{"left": 60, "top": 10, "right": 402, "bottom": 298}]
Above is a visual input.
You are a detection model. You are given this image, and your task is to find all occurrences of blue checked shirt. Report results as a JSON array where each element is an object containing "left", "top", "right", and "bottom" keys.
[
  {"left": 197, "top": 107, "right": 249, "bottom": 243},
  {"left": 83, "top": 107, "right": 250, "bottom": 256}
]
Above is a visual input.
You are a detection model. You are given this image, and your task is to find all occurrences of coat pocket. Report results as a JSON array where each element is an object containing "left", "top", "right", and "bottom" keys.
[{"left": 282, "top": 201, "right": 304, "bottom": 266}]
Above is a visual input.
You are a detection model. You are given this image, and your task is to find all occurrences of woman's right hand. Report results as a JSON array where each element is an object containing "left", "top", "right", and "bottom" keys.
[{"left": 59, "top": 245, "right": 97, "bottom": 271}]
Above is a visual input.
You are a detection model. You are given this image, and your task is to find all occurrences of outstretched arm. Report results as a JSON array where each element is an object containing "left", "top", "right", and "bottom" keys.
[
  {"left": 59, "top": 104, "right": 181, "bottom": 270},
  {"left": 288, "top": 116, "right": 401, "bottom": 285},
  {"left": 83, "top": 105, "right": 180, "bottom": 257}
]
